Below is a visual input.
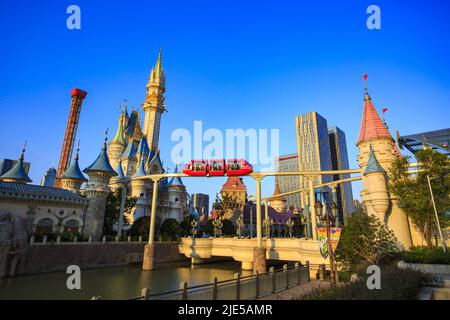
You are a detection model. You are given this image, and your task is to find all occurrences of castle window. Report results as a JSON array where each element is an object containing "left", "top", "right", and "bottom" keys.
[
  {"left": 35, "top": 218, "right": 54, "bottom": 236},
  {"left": 64, "top": 220, "right": 79, "bottom": 235}
]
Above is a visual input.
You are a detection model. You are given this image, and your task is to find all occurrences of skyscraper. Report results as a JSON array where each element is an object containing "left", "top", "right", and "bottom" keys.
[
  {"left": 295, "top": 112, "right": 333, "bottom": 206},
  {"left": 277, "top": 112, "right": 354, "bottom": 221},
  {"left": 328, "top": 126, "right": 355, "bottom": 223},
  {"left": 40, "top": 167, "right": 57, "bottom": 187},
  {"left": 275, "top": 154, "right": 302, "bottom": 209}
]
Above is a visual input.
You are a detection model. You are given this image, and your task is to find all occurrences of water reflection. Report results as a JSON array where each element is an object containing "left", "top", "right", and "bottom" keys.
[{"left": 0, "top": 261, "right": 251, "bottom": 300}]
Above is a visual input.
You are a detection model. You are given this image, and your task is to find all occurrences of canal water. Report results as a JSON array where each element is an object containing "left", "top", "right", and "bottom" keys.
[{"left": 0, "top": 262, "right": 252, "bottom": 300}]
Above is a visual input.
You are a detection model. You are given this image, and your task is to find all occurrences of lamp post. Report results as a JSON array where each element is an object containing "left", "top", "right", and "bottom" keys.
[
  {"left": 331, "top": 202, "right": 338, "bottom": 228},
  {"left": 427, "top": 175, "right": 447, "bottom": 253},
  {"left": 236, "top": 216, "right": 244, "bottom": 238},
  {"left": 316, "top": 201, "right": 336, "bottom": 285}
]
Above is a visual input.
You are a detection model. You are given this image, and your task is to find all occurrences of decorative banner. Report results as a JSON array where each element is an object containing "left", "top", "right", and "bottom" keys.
[
  {"left": 316, "top": 227, "right": 342, "bottom": 259},
  {"left": 329, "top": 227, "right": 342, "bottom": 253},
  {"left": 316, "top": 227, "right": 328, "bottom": 259}
]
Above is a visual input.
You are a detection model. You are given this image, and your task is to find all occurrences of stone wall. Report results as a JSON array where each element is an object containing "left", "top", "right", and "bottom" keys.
[{"left": 0, "top": 242, "right": 187, "bottom": 277}]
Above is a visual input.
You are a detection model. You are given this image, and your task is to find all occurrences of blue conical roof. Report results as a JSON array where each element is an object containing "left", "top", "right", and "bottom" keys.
[
  {"left": 61, "top": 149, "right": 87, "bottom": 181},
  {"left": 168, "top": 166, "right": 184, "bottom": 187},
  {"left": 113, "top": 160, "right": 126, "bottom": 179},
  {"left": 121, "top": 140, "right": 136, "bottom": 160},
  {"left": 84, "top": 139, "right": 117, "bottom": 175},
  {"left": 364, "top": 146, "right": 385, "bottom": 175},
  {"left": 133, "top": 158, "right": 147, "bottom": 177},
  {"left": 136, "top": 137, "right": 149, "bottom": 156},
  {"left": 0, "top": 147, "right": 32, "bottom": 183}
]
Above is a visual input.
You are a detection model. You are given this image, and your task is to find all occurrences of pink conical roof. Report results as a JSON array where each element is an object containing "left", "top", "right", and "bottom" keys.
[{"left": 356, "top": 79, "right": 393, "bottom": 145}]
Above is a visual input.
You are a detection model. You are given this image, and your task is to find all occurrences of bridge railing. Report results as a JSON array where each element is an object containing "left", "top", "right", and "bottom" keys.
[{"left": 128, "top": 261, "right": 310, "bottom": 300}]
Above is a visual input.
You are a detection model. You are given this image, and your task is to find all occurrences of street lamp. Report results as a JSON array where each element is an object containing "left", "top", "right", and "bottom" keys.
[
  {"left": 331, "top": 202, "right": 338, "bottom": 227},
  {"left": 317, "top": 201, "right": 336, "bottom": 285},
  {"left": 427, "top": 175, "right": 447, "bottom": 253}
]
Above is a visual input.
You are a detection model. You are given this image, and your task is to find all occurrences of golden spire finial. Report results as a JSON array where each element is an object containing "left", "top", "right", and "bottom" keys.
[
  {"left": 75, "top": 140, "right": 81, "bottom": 161},
  {"left": 363, "top": 74, "right": 371, "bottom": 101},
  {"left": 19, "top": 140, "right": 27, "bottom": 161}
]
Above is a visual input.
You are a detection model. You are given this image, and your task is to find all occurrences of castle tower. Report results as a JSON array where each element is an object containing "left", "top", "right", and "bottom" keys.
[
  {"left": 109, "top": 159, "right": 127, "bottom": 192},
  {"left": 136, "top": 137, "right": 150, "bottom": 167},
  {"left": 143, "top": 49, "right": 166, "bottom": 152},
  {"left": 165, "top": 166, "right": 187, "bottom": 222},
  {"left": 130, "top": 157, "right": 149, "bottom": 223},
  {"left": 270, "top": 178, "right": 287, "bottom": 213},
  {"left": 362, "top": 146, "right": 390, "bottom": 221},
  {"left": 108, "top": 111, "right": 127, "bottom": 170},
  {"left": 356, "top": 75, "right": 413, "bottom": 249},
  {"left": 82, "top": 134, "right": 117, "bottom": 240},
  {"left": 0, "top": 143, "right": 32, "bottom": 184},
  {"left": 59, "top": 144, "right": 87, "bottom": 193},
  {"left": 121, "top": 140, "right": 138, "bottom": 177}
]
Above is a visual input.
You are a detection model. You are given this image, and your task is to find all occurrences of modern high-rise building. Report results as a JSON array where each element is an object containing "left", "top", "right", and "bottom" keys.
[
  {"left": 328, "top": 126, "right": 355, "bottom": 223},
  {"left": 40, "top": 167, "right": 57, "bottom": 187},
  {"left": 190, "top": 193, "right": 209, "bottom": 216},
  {"left": 275, "top": 154, "right": 302, "bottom": 209},
  {"left": 276, "top": 112, "right": 354, "bottom": 221},
  {"left": 294, "top": 112, "right": 333, "bottom": 206}
]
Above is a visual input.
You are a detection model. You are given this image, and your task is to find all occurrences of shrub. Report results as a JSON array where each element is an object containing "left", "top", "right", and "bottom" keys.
[
  {"left": 403, "top": 246, "right": 450, "bottom": 265},
  {"left": 301, "top": 264, "right": 426, "bottom": 300},
  {"left": 335, "top": 212, "right": 399, "bottom": 272},
  {"left": 159, "top": 218, "right": 181, "bottom": 241},
  {"left": 129, "top": 216, "right": 150, "bottom": 241}
]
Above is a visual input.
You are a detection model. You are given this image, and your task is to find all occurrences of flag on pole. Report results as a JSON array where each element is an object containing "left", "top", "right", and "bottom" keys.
[
  {"left": 382, "top": 107, "right": 388, "bottom": 114},
  {"left": 363, "top": 74, "right": 368, "bottom": 81}
]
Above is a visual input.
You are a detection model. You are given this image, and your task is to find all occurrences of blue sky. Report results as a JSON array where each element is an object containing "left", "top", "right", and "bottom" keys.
[{"left": 1, "top": 0, "right": 449, "bottom": 205}]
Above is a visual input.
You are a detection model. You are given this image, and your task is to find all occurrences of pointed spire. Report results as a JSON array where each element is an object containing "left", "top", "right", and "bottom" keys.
[
  {"left": 136, "top": 137, "right": 149, "bottom": 156},
  {"left": 364, "top": 145, "right": 385, "bottom": 175},
  {"left": 0, "top": 141, "right": 32, "bottom": 183},
  {"left": 121, "top": 140, "right": 137, "bottom": 160},
  {"left": 61, "top": 141, "right": 87, "bottom": 181},
  {"left": 113, "top": 159, "right": 126, "bottom": 179},
  {"left": 148, "top": 49, "right": 165, "bottom": 86},
  {"left": 168, "top": 165, "right": 184, "bottom": 187},
  {"left": 363, "top": 73, "right": 371, "bottom": 101},
  {"left": 133, "top": 157, "right": 147, "bottom": 177},
  {"left": 356, "top": 75, "right": 393, "bottom": 146},
  {"left": 154, "top": 48, "right": 163, "bottom": 78},
  {"left": 271, "top": 177, "right": 286, "bottom": 202},
  {"left": 111, "top": 111, "right": 126, "bottom": 145}
]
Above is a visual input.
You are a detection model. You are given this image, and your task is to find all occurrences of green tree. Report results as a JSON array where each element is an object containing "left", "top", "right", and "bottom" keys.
[
  {"left": 103, "top": 188, "right": 137, "bottom": 237},
  {"left": 222, "top": 219, "right": 235, "bottom": 235},
  {"left": 180, "top": 215, "right": 194, "bottom": 237},
  {"left": 390, "top": 149, "right": 450, "bottom": 248},
  {"left": 129, "top": 216, "right": 150, "bottom": 240},
  {"left": 335, "top": 211, "right": 398, "bottom": 271},
  {"left": 159, "top": 218, "right": 181, "bottom": 241}
]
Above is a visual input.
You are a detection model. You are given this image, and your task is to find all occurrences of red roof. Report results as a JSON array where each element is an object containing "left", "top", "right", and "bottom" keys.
[
  {"left": 221, "top": 177, "right": 247, "bottom": 191},
  {"left": 356, "top": 94, "right": 392, "bottom": 145}
]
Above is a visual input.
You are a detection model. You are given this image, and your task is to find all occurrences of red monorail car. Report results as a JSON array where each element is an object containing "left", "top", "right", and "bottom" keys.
[{"left": 182, "top": 159, "right": 253, "bottom": 176}]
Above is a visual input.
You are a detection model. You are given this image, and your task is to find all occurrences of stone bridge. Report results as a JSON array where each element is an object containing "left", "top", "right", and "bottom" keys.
[{"left": 178, "top": 237, "right": 329, "bottom": 271}]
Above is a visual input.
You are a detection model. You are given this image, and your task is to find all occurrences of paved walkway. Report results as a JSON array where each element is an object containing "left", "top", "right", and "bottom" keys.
[{"left": 257, "top": 280, "right": 330, "bottom": 300}]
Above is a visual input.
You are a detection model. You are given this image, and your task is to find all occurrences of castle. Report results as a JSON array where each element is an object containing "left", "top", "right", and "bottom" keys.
[{"left": 0, "top": 50, "right": 189, "bottom": 241}]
